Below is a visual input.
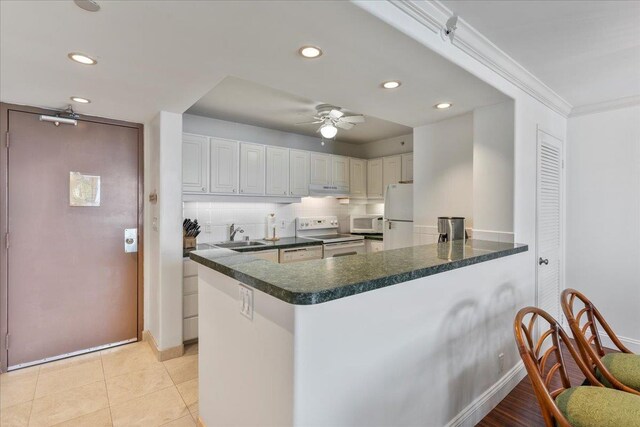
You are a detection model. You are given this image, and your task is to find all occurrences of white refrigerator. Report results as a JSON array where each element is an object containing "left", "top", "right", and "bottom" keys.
[{"left": 383, "top": 183, "right": 414, "bottom": 250}]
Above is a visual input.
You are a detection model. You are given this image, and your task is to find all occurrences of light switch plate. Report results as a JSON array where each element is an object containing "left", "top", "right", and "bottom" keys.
[{"left": 238, "top": 284, "right": 253, "bottom": 320}]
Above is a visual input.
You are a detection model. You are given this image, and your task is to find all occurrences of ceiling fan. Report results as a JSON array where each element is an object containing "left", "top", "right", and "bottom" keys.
[{"left": 296, "top": 104, "right": 365, "bottom": 139}]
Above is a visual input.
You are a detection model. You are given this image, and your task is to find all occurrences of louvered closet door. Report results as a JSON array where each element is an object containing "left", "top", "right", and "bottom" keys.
[{"left": 536, "top": 130, "right": 563, "bottom": 320}]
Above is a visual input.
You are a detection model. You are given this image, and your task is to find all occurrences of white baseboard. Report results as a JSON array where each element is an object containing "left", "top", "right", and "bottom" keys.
[
  {"left": 445, "top": 361, "right": 526, "bottom": 427},
  {"left": 599, "top": 332, "right": 640, "bottom": 353}
]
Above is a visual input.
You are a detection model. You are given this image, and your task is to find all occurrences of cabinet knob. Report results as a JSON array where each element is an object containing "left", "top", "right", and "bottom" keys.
[
  {"left": 240, "top": 189, "right": 244, "bottom": 193},
  {"left": 232, "top": 189, "right": 236, "bottom": 193},
  {"left": 284, "top": 191, "right": 287, "bottom": 195},
  {"left": 202, "top": 187, "right": 206, "bottom": 192}
]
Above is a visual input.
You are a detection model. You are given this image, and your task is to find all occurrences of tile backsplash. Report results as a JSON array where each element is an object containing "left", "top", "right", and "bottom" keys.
[{"left": 183, "top": 198, "right": 371, "bottom": 243}]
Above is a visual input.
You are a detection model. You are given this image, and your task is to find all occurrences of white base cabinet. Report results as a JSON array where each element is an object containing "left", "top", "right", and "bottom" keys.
[{"left": 183, "top": 258, "right": 199, "bottom": 341}]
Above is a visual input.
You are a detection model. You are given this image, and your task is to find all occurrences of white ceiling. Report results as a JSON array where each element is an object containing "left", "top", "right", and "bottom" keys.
[
  {"left": 187, "top": 77, "right": 412, "bottom": 144},
  {"left": 440, "top": 0, "right": 640, "bottom": 108},
  {"left": 0, "top": 1, "right": 507, "bottom": 128}
]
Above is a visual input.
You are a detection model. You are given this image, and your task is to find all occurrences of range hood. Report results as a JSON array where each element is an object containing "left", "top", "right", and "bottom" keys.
[{"left": 308, "top": 184, "right": 350, "bottom": 198}]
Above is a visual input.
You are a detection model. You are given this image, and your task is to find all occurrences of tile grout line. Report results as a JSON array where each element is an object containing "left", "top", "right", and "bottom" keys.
[
  {"left": 27, "top": 365, "right": 41, "bottom": 426},
  {"left": 99, "top": 350, "right": 115, "bottom": 427}
]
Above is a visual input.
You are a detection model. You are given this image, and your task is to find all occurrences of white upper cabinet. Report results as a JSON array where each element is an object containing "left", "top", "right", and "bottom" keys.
[
  {"left": 239, "top": 142, "right": 265, "bottom": 195},
  {"left": 401, "top": 153, "right": 414, "bottom": 182},
  {"left": 367, "top": 158, "right": 383, "bottom": 199},
  {"left": 309, "top": 153, "right": 332, "bottom": 186},
  {"left": 290, "top": 149, "right": 310, "bottom": 197},
  {"left": 266, "top": 146, "right": 290, "bottom": 196},
  {"left": 383, "top": 155, "right": 402, "bottom": 193},
  {"left": 209, "top": 138, "right": 238, "bottom": 194},
  {"left": 332, "top": 156, "right": 350, "bottom": 189},
  {"left": 349, "top": 158, "right": 367, "bottom": 198},
  {"left": 182, "top": 134, "right": 209, "bottom": 193}
]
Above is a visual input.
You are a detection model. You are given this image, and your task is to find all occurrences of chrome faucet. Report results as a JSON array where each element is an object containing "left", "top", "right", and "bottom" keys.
[{"left": 229, "top": 223, "right": 244, "bottom": 241}]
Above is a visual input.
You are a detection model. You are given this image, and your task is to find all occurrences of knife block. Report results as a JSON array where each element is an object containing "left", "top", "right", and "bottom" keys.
[{"left": 183, "top": 236, "right": 196, "bottom": 249}]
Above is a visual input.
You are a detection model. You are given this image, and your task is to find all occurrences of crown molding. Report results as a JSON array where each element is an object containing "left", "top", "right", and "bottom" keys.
[
  {"left": 569, "top": 95, "right": 640, "bottom": 117},
  {"left": 389, "top": 1, "right": 573, "bottom": 118}
]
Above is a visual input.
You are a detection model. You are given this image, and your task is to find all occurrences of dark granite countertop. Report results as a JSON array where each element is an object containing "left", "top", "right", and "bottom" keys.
[
  {"left": 183, "top": 237, "right": 320, "bottom": 258},
  {"left": 352, "top": 233, "right": 384, "bottom": 241},
  {"left": 189, "top": 239, "right": 528, "bottom": 305}
]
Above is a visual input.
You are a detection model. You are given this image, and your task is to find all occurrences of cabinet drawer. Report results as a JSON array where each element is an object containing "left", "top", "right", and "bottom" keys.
[
  {"left": 183, "top": 293, "right": 198, "bottom": 318},
  {"left": 183, "top": 316, "right": 198, "bottom": 341},
  {"left": 183, "top": 276, "right": 198, "bottom": 295},
  {"left": 183, "top": 259, "right": 198, "bottom": 277}
]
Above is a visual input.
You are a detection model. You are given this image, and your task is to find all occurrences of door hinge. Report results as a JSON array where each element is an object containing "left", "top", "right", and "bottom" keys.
[{"left": 4, "top": 334, "right": 9, "bottom": 350}]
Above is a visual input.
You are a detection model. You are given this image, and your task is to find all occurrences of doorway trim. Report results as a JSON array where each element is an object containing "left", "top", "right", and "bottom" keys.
[{"left": 0, "top": 103, "right": 144, "bottom": 373}]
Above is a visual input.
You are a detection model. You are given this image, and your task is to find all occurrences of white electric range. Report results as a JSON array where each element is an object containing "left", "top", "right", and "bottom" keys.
[{"left": 296, "top": 216, "right": 365, "bottom": 258}]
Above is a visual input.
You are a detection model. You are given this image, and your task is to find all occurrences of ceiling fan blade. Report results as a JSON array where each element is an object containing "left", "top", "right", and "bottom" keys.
[
  {"left": 340, "top": 115, "right": 365, "bottom": 124},
  {"left": 336, "top": 121, "right": 354, "bottom": 130},
  {"left": 295, "top": 120, "right": 323, "bottom": 125},
  {"left": 329, "top": 109, "right": 344, "bottom": 119}
]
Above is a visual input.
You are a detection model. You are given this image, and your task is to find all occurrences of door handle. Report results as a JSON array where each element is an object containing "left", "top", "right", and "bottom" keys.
[{"left": 539, "top": 257, "right": 549, "bottom": 265}]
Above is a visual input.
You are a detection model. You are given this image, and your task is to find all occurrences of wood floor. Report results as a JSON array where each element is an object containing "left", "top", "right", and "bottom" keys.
[{"left": 478, "top": 343, "right": 613, "bottom": 426}]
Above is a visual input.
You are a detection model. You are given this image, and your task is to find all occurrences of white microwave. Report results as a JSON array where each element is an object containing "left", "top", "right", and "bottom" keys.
[{"left": 350, "top": 215, "right": 384, "bottom": 234}]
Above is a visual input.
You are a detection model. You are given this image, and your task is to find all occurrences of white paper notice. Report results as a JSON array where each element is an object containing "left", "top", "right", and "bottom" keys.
[{"left": 69, "top": 172, "right": 101, "bottom": 207}]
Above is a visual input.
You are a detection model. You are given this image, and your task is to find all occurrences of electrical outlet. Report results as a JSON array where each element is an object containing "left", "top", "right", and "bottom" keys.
[
  {"left": 280, "top": 220, "right": 286, "bottom": 230},
  {"left": 204, "top": 222, "right": 212, "bottom": 233},
  {"left": 238, "top": 284, "right": 253, "bottom": 320},
  {"left": 498, "top": 352, "right": 505, "bottom": 374}
]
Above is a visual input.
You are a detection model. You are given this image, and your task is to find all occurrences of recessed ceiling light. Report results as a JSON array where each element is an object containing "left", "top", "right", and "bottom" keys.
[
  {"left": 299, "top": 46, "right": 322, "bottom": 59},
  {"left": 435, "top": 102, "right": 453, "bottom": 109},
  {"left": 68, "top": 52, "right": 97, "bottom": 65},
  {"left": 74, "top": 0, "right": 100, "bottom": 12},
  {"left": 382, "top": 81, "right": 401, "bottom": 89},
  {"left": 70, "top": 96, "right": 91, "bottom": 104}
]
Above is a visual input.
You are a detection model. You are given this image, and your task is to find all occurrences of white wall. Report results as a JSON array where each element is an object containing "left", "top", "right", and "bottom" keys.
[
  {"left": 183, "top": 198, "right": 366, "bottom": 243},
  {"left": 566, "top": 105, "right": 640, "bottom": 350},
  {"left": 359, "top": 133, "right": 413, "bottom": 159},
  {"left": 183, "top": 114, "right": 365, "bottom": 157},
  {"left": 145, "top": 111, "right": 184, "bottom": 351},
  {"left": 413, "top": 113, "right": 474, "bottom": 228},
  {"left": 473, "top": 101, "right": 515, "bottom": 242},
  {"left": 355, "top": 2, "right": 567, "bottom": 424}
]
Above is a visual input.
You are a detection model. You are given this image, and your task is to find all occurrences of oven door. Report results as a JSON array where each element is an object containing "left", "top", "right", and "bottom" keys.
[{"left": 322, "top": 241, "right": 366, "bottom": 258}]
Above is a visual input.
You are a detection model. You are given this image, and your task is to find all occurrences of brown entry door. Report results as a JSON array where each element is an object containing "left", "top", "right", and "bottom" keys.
[{"left": 7, "top": 110, "right": 140, "bottom": 369}]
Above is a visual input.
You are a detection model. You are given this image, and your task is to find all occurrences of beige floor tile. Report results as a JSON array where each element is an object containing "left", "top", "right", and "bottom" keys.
[
  {"left": 183, "top": 344, "right": 198, "bottom": 357},
  {"left": 176, "top": 378, "right": 198, "bottom": 406},
  {"left": 0, "top": 366, "right": 39, "bottom": 385},
  {"left": 110, "top": 386, "right": 189, "bottom": 427},
  {"left": 101, "top": 342, "right": 162, "bottom": 379},
  {"left": 160, "top": 415, "right": 195, "bottom": 427},
  {"left": 163, "top": 355, "right": 198, "bottom": 385},
  {"left": 39, "top": 352, "right": 101, "bottom": 376},
  {"left": 0, "top": 401, "right": 32, "bottom": 427},
  {"left": 51, "top": 408, "right": 112, "bottom": 427},
  {"left": 0, "top": 373, "right": 38, "bottom": 409},
  {"left": 105, "top": 364, "right": 174, "bottom": 406},
  {"left": 187, "top": 402, "right": 198, "bottom": 422},
  {"left": 35, "top": 360, "right": 104, "bottom": 398},
  {"left": 29, "top": 381, "right": 108, "bottom": 427}
]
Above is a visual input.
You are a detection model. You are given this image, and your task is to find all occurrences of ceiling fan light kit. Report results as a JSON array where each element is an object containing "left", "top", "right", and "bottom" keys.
[{"left": 296, "top": 103, "right": 365, "bottom": 140}]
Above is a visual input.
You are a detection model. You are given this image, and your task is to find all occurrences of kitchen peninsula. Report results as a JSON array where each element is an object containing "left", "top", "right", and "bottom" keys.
[{"left": 191, "top": 240, "right": 528, "bottom": 426}]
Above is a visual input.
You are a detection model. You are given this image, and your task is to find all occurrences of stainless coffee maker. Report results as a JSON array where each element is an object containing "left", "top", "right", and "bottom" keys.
[{"left": 437, "top": 217, "right": 467, "bottom": 242}]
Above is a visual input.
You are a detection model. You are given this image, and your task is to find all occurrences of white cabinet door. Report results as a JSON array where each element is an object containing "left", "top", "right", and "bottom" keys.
[
  {"left": 310, "top": 153, "right": 332, "bottom": 186},
  {"left": 383, "top": 155, "right": 402, "bottom": 194},
  {"left": 251, "top": 249, "right": 279, "bottom": 263},
  {"left": 367, "top": 158, "right": 383, "bottom": 199},
  {"left": 290, "top": 149, "right": 310, "bottom": 196},
  {"left": 209, "top": 138, "right": 238, "bottom": 194},
  {"left": 182, "top": 134, "right": 209, "bottom": 193},
  {"left": 266, "top": 146, "right": 290, "bottom": 196},
  {"left": 350, "top": 158, "right": 367, "bottom": 198},
  {"left": 239, "top": 142, "right": 265, "bottom": 195},
  {"left": 371, "top": 241, "right": 384, "bottom": 253},
  {"left": 401, "top": 153, "right": 414, "bottom": 182},
  {"left": 332, "top": 156, "right": 350, "bottom": 188}
]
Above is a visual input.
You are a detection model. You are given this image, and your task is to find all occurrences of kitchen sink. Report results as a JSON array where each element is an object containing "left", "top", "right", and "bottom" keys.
[{"left": 214, "top": 241, "right": 268, "bottom": 249}]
